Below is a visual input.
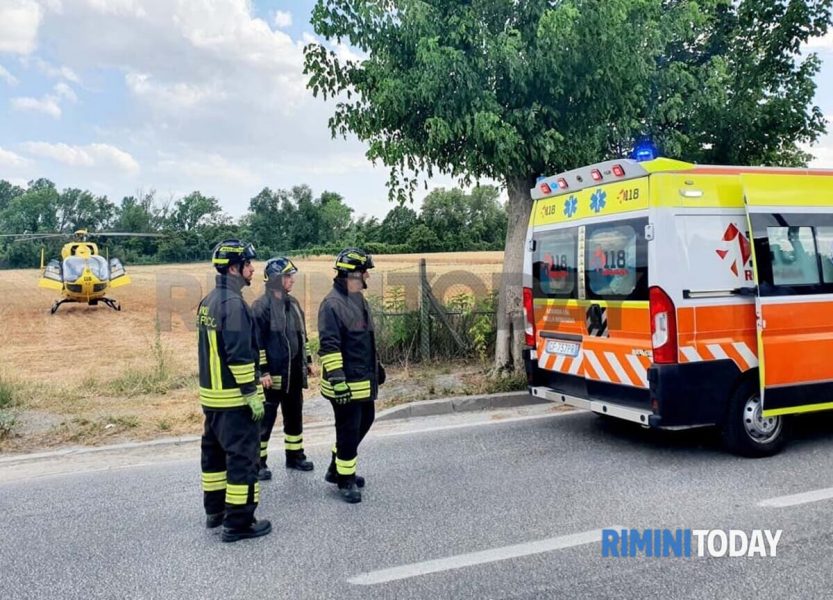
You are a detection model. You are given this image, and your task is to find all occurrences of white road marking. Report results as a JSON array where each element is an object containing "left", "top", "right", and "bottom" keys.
[
  {"left": 758, "top": 486, "right": 833, "bottom": 508},
  {"left": 377, "top": 410, "right": 581, "bottom": 438},
  {"left": 348, "top": 527, "right": 616, "bottom": 585}
]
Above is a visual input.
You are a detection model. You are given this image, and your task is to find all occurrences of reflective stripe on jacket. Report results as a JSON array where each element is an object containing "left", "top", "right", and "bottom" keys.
[
  {"left": 197, "top": 274, "right": 259, "bottom": 408},
  {"left": 317, "top": 279, "right": 379, "bottom": 401}
]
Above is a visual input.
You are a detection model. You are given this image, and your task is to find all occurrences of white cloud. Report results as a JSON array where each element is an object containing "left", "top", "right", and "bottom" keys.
[
  {"left": 125, "top": 72, "right": 220, "bottom": 110},
  {"left": 808, "top": 143, "right": 833, "bottom": 168},
  {"left": 9, "top": 81, "right": 77, "bottom": 118},
  {"left": 11, "top": 95, "right": 62, "bottom": 118},
  {"left": 21, "top": 141, "right": 140, "bottom": 174},
  {"left": 0, "top": 65, "right": 19, "bottom": 85},
  {"left": 806, "top": 30, "right": 833, "bottom": 51},
  {"left": 274, "top": 10, "right": 292, "bottom": 29},
  {"left": 6, "top": 177, "right": 30, "bottom": 188},
  {"left": 53, "top": 81, "right": 77, "bottom": 102},
  {"left": 803, "top": 115, "right": 833, "bottom": 168},
  {"left": 334, "top": 41, "right": 366, "bottom": 64},
  {"left": 83, "top": 0, "right": 147, "bottom": 18},
  {"left": 0, "top": 0, "right": 444, "bottom": 218},
  {"left": 31, "top": 57, "right": 81, "bottom": 82},
  {"left": 0, "top": 0, "right": 43, "bottom": 55},
  {"left": 156, "top": 153, "right": 255, "bottom": 186},
  {"left": 0, "top": 146, "right": 31, "bottom": 168}
]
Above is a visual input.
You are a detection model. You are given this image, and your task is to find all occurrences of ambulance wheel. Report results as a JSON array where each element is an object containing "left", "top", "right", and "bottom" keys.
[{"left": 722, "top": 379, "right": 786, "bottom": 458}]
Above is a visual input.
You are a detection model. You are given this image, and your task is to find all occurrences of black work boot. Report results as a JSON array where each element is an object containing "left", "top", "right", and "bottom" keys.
[
  {"left": 221, "top": 519, "right": 272, "bottom": 543},
  {"left": 257, "top": 462, "right": 272, "bottom": 481},
  {"left": 205, "top": 512, "right": 224, "bottom": 529},
  {"left": 338, "top": 475, "right": 362, "bottom": 504},
  {"left": 285, "top": 450, "right": 314, "bottom": 471},
  {"left": 325, "top": 462, "right": 364, "bottom": 488}
]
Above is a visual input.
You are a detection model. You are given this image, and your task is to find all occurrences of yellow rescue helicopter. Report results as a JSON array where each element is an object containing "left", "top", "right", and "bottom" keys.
[{"left": 1, "top": 229, "right": 162, "bottom": 313}]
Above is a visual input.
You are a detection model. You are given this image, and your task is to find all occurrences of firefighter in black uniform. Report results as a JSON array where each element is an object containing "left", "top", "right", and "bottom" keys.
[
  {"left": 252, "top": 257, "right": 315, "bottom": 480},
  {"left": 318, "top": 248, "right": 386, "bottom": 503},
  {"left": 197, "top": 239, "right": 272, "bottom": 542}
]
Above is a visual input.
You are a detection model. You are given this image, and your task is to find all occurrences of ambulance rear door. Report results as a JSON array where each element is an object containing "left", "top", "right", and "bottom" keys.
[
  {"left": 743, "top": 172, "right": 833, "bottom": 417},
  {"left": 531, "top": 171, "right": 653, "bottom": 401}
]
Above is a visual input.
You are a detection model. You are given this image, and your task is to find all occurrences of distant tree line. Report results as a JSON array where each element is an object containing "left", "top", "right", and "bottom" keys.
[{"left": 0, "top": 179, "right": 507, "bottom": 268}]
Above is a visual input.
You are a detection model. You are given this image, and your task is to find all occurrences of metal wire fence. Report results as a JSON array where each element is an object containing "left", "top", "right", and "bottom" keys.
[
  {"left": 368, "top": 259, "right": 500, "bottom": 365},
  {"left": 152, "top": 258, "right": 501, "bottom": 365}
]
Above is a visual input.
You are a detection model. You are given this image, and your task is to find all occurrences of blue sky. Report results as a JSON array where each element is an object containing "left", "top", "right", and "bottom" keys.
[{"left": 0, "top": 0, "right": 831, "bottom": 221}]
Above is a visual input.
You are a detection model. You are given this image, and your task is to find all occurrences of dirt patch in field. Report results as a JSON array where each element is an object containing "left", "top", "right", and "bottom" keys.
[{"left": 0, "top": 252, "right": 509, "bottom": 454}]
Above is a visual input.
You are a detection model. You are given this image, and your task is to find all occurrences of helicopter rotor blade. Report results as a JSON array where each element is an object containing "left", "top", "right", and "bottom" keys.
[
  {"left": 87, "top": 232, "right": 166, "bottom": 237},
  {"left": 1, "top": 230, "right": 167, "bottom": 241},
  {"left": 2, "top": 234, "right": 68, "bottom": 242}
]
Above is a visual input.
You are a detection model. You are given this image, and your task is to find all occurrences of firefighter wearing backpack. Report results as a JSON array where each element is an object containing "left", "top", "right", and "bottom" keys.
[
  {"left": 197, "top": 239, "right": 271, "bottom": 543},
  {"left": 252, "top": 257, "right": 315, "bottom": 480},
  {"left": 317, "top": 248, "right": 386, "bottom": 503}
]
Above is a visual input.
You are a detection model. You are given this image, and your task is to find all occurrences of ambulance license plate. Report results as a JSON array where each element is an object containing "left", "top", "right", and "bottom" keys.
[{"left": 545, "top": 340, "right": 580, "bottom": 357}]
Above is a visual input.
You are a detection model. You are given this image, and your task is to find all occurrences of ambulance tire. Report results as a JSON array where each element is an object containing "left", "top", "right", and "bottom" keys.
[{"left": 722, "top": 378, "right": 786, "bottom": 458}]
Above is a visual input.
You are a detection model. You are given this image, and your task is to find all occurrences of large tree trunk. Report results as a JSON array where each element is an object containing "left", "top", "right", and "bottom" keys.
[{"left": 494, "top": 174, "right": 536, "bottom": 371}]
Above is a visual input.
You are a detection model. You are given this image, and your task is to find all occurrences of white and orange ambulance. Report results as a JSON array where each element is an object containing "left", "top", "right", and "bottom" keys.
[{"left": 522, "top": 157, "right": 833, "bottom": 456}]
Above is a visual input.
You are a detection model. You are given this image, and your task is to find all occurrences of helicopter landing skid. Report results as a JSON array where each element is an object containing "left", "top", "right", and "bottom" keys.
[
  {"left": 50, "top": 299, "right": 69, "bottom": 314},
  {"left": 101, "top": 298, "right": 122, "bottom": 311}
]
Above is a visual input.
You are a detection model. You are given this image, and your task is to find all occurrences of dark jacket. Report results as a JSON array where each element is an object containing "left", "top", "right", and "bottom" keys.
[
  {"left": 197, "top": 274, "right": 259, "bottom": 409},
  {"left": 317, "top": 279, "right": 379, "bottom": 401},
  {"left": 252, "top": 291, "right": 311, "bottom": 392}
]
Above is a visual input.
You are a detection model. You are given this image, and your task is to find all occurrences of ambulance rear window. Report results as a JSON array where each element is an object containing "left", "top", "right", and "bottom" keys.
[
  {"left": 533, "top": 227, "right": 577, "bottom": 298},
  {"left": 585, "top": 217, "right": 648, "bottom": 301}
]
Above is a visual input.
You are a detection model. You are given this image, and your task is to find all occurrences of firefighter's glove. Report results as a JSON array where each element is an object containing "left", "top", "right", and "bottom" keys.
[
  {"left": 378, "top": 363, "right": 386, "bottom": 386},
  {"left": 245, "top": 392, "right": 265, "bottom": 422},
  {"left": 332, "top": 381, "right": 352, "bottom": 405},
  {"left": 329, "top": 370, "right": 352, "bottom": 405}
]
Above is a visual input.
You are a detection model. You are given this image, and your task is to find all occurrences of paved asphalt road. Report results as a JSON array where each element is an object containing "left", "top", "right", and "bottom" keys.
[{"left": 2, "top": 404, "right": 833, "bottom": 600}]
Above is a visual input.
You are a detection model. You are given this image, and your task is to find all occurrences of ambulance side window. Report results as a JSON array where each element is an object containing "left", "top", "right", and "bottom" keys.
[
  {"left": 585, "top": 217, "right": 648, "bottom": 301},
  {"left": 533, "top": 228, "right": 577, "bottom": 299},
  {"left": 751, "top": 214, "right": 833, "bottom": 296},
  {"left": 767, "top": 226, "right": 820, "bottom": 286}
]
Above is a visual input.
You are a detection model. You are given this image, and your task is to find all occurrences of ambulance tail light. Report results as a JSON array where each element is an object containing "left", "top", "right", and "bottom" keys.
[
  {"left": 557, "top": 178, "right": 569, "bottom": 189},
  {"left": 523, "top": 287, "right": 536, "bottom": 347},
  {"left": 612, "top": 164, "right": 625, "bottom": 177},
  {"left": 591, "top": 169, "right": 603, "bottom": 181},
  {"left": 539, "top": 182, "right": 552, "bottom": 195},
  {"left": 649, "top": 286, "right": 677, "bottom": 364}
]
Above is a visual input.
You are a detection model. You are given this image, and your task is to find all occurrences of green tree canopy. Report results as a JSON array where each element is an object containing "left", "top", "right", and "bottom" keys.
[
  {"left": 305, "top": 0, "right": 832, "bottom": 368},
  {"left": 421, "top": 185, "right": 506, "bottom": 251},
  {"left": 379, "top": 205, "right": 419, "bottom": 245},
  {"left": 169, "top": 191, "right": 226, "bottom": 232}
]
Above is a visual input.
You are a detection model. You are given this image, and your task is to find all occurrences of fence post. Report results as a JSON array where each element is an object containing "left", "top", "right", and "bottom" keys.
[
  {"left": 304, "top": 272, "right": 311, "bottom": 323},
  {"left": 419, "top": 258, "right": 430, "bottom": 361}
]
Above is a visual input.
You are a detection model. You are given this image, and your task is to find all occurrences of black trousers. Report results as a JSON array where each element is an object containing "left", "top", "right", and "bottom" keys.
[
  {"left": 260, "top": 361, "right": 305, "bottom": 467},
  {"left": 201, "top": 407, "right": 260, "bottom": 530},
  {"left": 329, "top": 399, "right": 375, "bottom": 479}
]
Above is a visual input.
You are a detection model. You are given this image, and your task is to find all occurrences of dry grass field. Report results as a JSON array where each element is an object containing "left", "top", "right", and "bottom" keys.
[{"left": 0, "top": 251, "right": 505, "bottom": 453}]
